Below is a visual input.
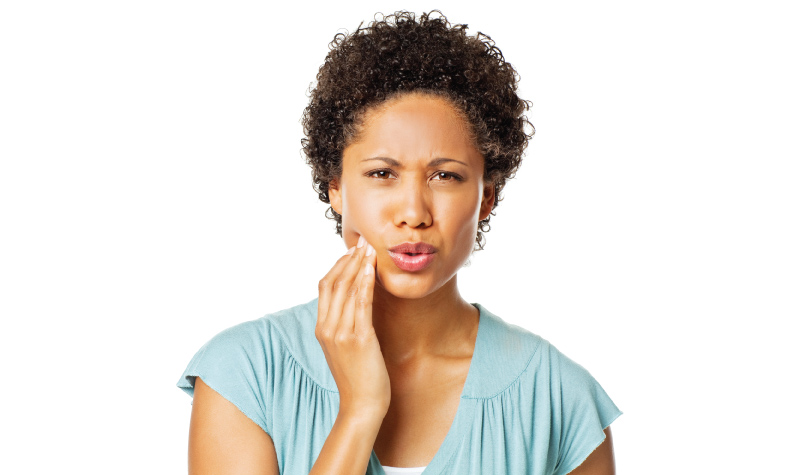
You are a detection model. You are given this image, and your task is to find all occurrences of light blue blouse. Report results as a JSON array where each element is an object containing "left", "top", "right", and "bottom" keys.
[{"left": 177, "top": 298, "right": 621, "bottom": 474}]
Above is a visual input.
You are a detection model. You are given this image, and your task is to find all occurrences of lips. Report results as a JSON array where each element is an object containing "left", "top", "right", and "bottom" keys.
[
  {"left": 388, "top": 242, "right": 437, "bottom": 254},
  {"left": 387, "top": 242, "right": 437, "bottom": 272}
]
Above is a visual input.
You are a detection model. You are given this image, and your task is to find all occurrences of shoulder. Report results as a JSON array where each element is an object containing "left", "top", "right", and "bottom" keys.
[
  {"left": 456, "top": 304, "right": 621, "bottom": 475},
  {"left": 536, "top": 339, "right": 601, "bottom": 393},
  {"left": 181, "top": 306, "right": 287, "bottom": 379},
  {"left": 514, "top": 328, "right": 617, "bottom": 415},
  {"left": 466, "top": 303, "right": 546, "bottom": 397},
  {"left": 471, "top": 303, "right": 618, "bottom": 407},
  {"left": 189, "top": 297, "right": 319, "bottom": 366},
  {"left": 177, "top": 296, "right": 335, "bottom": 395},
  {"left": 176, "top": 297, "right": 328, "bottom": 435}
]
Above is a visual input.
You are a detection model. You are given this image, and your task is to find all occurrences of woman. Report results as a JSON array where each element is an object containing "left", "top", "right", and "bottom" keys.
[{"left": 178, "top": 11, "right": 620, "bottom": 475}]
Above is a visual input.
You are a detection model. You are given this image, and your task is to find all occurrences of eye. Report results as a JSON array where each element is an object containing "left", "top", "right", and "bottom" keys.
[
  {"left": 432, "top": 171, "right": 463, "bottom": 182},
  {"left": 367, "top": 169, "right": 394, "bottom": 179}
]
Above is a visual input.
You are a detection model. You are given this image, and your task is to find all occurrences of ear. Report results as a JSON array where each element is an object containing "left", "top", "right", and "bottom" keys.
[
  {"left": 329, "top": 178, "right": 343, "bottom": 216},
  {"left": 478, "top": 182, "right": 496, "bottom": 221}
]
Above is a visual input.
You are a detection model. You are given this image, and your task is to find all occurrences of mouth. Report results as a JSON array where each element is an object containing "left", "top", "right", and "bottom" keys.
[
  {"left": 386, "top": 241, "right": 437, "bottom": 272},
  {"left": 388, "top": 251, "right": 436, "bottom": 272}
]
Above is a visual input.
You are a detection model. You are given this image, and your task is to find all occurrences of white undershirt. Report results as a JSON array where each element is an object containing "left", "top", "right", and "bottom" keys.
[{"left": 380, "top": 465, "right": 427, "bottom": 475}]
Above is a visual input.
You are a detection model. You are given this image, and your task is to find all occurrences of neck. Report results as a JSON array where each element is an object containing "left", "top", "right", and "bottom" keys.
[{"left": 371, "top": 275, "right": 479, "bottom": 367}]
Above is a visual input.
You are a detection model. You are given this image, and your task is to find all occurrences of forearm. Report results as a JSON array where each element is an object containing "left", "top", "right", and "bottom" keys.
[{"left": 309, "top": 409, "right": 384, "bottom": 475}]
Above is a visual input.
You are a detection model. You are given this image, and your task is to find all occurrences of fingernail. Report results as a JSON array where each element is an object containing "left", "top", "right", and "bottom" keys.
[
  {"left": 366, "top": 244, "right": 374, "bottom": 256},
  {"left": 357, "top": 235, "right": 366, "bottom": 248},
  {"left": 345, "top": 246, "right": 355, "bottom": 255},
  {"left": 364, "top": 263, "right": 372, "bottom": 276}
]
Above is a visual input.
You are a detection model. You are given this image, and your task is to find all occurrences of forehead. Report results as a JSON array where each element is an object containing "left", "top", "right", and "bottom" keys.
[{"left": 344, "top": 94, "right": 482, "bottom": 168}]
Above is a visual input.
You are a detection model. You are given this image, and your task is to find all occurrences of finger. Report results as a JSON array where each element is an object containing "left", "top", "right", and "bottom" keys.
[
  {"left": 354, "top": 244, "right": 378, "bottom": 334},
  {"left": 317, "top": 245, "right": 356, "bottom": 328},
  {"left": 340, "top": 242, "right": 375, "bottom": 334},
  {"left": 325, "top": 237, "right": 369, "bottom": 333}
]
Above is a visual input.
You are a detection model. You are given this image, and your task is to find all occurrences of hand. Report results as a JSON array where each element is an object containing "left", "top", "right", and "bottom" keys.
[{"left": 316, "top": 235, "right": 390, "bottom": 420}]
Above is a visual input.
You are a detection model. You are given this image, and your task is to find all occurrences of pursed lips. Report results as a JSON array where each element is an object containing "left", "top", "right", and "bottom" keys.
[
  {"left": 387, "top": 242, "right": 437, "bottom": 254},
  {"left": 386, "top": 242, "right": 437, "bottom": 272}
]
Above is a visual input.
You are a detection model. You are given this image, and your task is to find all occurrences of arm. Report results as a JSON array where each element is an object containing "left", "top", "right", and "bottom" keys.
[
  {"left": 309, "top": 238, "right": 389, "bottom": 474},
  {"left": 189, "top": 377, "right": 279, "bottom": 475},
  {"left": 189, "top": 377, "right": 384, "bottom": 475},
  {"left": 308, "top": 407, "right": 384, "bottom": 475},
  {"left": 567, "top": 427, "right": 616, "bottom": 475}
]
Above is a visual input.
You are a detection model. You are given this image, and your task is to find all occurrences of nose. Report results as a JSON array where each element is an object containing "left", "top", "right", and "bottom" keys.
[{"left": 393, "top": 179, "right": 433, "bottom": 229}]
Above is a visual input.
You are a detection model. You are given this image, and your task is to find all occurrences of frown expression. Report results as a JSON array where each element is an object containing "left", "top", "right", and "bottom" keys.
[{"left": 329, "top": 93, "right": 495, "bottom": 299}]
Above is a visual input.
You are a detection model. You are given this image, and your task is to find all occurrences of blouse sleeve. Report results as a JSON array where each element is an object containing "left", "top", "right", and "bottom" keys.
[
  {"left": 176, "top": 319, "right": 275, "bottom": 437},
  {"left": 550, "top": 346, "right": 622, "bottom": 475}
]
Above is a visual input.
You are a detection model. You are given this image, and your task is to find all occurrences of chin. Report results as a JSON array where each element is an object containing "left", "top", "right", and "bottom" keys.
[{"left": 375, "top": 269, "right": 448, "bottom": 300}]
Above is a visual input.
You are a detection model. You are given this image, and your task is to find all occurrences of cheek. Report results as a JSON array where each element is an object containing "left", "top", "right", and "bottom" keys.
[
  {"left": 444, "top": 194, "right": 481, "bottom": 234},
  {"left": 452, "top": 214, "right": 479, "bottom": 253},
  {"left": 434, "top": 197, "right": 481, "bottom": 264},
  {"left": 341, "top": 190, "right": 385, "bottom": 240}
]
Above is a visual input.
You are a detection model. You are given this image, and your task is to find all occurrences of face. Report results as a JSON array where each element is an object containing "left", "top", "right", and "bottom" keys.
[{"left": 328, "top": 93, "right": 495, "bottom": 299}]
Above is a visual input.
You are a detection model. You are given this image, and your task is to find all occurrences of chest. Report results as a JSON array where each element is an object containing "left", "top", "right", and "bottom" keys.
[{"left": 372, "top": 357, "right": 472, "bottom": 467}]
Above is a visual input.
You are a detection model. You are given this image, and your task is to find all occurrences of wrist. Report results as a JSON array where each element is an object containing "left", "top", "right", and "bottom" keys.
[{"left": 337, "top": 405, "right": 387, "bottom": 429}]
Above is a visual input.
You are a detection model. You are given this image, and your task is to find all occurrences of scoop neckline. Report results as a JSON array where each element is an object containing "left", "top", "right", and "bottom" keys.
[{"left": 369, "top": 302, "right": 486, "bottom": 475}]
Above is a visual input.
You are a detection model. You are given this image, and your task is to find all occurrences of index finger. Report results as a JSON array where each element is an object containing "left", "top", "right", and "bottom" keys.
[
  {"left": 354, "top": 246, "right": 378, "bottom": 334},
  {"left": 317, "top": 246, "right": 356, "bottom": 328}
]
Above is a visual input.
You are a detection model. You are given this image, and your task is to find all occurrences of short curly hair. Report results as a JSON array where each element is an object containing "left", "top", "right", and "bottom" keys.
[{"left": 301, "top": 10, "right": 533, "bottom": 251}]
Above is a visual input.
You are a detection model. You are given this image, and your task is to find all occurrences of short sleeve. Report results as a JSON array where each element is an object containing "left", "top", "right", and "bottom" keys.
[
  {"left": 551, "top": 346, "right": 622, "bottom": 475},
  {"left": 176, "top": 319, "right": 276, "bottom": 437}
]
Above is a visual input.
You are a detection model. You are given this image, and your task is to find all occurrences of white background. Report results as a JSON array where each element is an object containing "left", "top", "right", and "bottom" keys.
[{"left": 1, "top": 1, "right": 798, "bottom": 473}]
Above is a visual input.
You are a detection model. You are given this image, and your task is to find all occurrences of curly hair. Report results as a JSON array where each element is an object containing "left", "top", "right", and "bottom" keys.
[{"left": 301, "top": 10, "right": 533, "bottom": 251}]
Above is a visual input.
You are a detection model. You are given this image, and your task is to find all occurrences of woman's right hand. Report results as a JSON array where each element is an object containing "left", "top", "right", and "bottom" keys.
[{"left": 316, "top": 235, "right": 390, "bottom": 421}]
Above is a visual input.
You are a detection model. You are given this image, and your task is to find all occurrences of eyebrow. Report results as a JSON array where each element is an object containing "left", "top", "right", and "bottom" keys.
[{"left": 361, "top": 157, "right": 468, "bottom": 168}]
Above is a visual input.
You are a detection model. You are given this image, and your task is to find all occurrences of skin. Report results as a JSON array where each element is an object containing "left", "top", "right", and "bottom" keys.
[{"left": 187, "top": 93, "right": 616, "bottom": 474}]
